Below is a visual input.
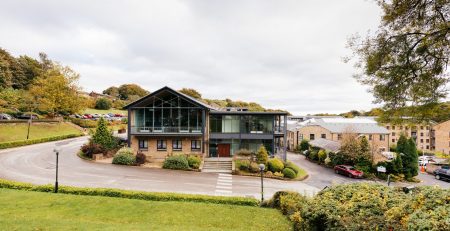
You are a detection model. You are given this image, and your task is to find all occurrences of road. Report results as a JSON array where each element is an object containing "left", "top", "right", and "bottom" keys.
[
  {"left": 288, "top": 152, "right": 449, "bottom": 189},
  {"left": 0, "top": 137, "right": 320, "bottom": 199}
]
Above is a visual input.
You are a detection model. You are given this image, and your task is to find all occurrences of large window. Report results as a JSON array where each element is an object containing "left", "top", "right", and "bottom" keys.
[
  {"left": 191, "top": 140, "right": 201, "bottom": 151},
  {"left": 210, "top": 115, "right": 239, "bottom": 133},
  {"left": 241, "top": 115, "right": 273, "bottom": 134},
  {"left": 172, "top": 140, "right": 182, "bottom": 150},
  {"left": 310, "top": 134, "right": 315, "bottom": 140},
  {"left": 157, "top": 140, "right": 167, "bottom": 150}
]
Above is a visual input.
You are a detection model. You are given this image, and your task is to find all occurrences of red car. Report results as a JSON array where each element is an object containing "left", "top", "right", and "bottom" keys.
[{"left": 334, "top": 165, "right": 363, "bottom": 178}]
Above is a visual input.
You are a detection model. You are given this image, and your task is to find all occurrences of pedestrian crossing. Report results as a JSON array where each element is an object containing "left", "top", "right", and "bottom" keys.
[{"left": 215, "top": 173, "right": 232, "bottom": 195}]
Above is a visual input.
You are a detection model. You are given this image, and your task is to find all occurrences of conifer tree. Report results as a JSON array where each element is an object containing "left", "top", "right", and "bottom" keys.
[{"left": 92, "top": 117, "right": 116, "bottom": 149}]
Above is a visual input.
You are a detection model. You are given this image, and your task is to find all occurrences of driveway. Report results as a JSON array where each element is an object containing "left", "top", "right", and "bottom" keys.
[
  {"left": 288, "top": 152, "right": 449, "bottom": 189},
  {"left": 0, "top": 137, "right": 320, "bottom": 199}
]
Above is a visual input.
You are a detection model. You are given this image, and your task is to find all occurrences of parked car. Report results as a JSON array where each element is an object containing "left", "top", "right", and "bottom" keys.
[
  {"left": 84, "top": 114, "right": 92, "bottom": 119},
  {"left": 115, "top": 113, "right": 124, "bottom": 117},
  {"left": 0, "top": 113, "right": 12, "bottom": 120},
  {"left": 334, "top": 165, "right": 364, "bottom": 178},
  {"left": 433, "top": 168, "right": 450, "bottom": 181},
  {"left": 17, "top": 114, "right": 38, "bottom": 120}
]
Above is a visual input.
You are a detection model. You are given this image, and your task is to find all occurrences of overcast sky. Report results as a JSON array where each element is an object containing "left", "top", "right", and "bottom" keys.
[{"left": 0, "top": 0, "right": 384, "bottom": 115}]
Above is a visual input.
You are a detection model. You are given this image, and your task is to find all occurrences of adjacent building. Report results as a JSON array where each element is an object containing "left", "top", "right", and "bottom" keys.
[
  {"left": 124, "top": 86, "right": 287, "bottom": 162},
  {"left": 432, "top": 120, "right": 450, "bottom": 155},
  {"left": 382, "top": 122, "right": 434, "bottom": 152}
]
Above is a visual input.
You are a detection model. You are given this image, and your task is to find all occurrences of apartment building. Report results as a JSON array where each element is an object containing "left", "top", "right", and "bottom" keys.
[
  {"left": 383, "top": 123, "right": 433, "bottom": 152},
  {"left": 433, "top": 120, "right": 450, "bottom": 155},
  {"left": 287, "top": 117, "right": 390, "bottom": 153}
]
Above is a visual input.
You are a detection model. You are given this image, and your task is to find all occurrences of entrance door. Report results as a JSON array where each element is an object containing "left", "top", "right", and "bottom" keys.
[{"left": 217, "top": 144, "right": 231, "bottom": 157}]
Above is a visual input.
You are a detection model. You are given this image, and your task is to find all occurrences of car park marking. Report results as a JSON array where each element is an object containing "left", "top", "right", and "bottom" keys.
[{"left": 215, "top": 174, "right": 233, "bottom": 195}]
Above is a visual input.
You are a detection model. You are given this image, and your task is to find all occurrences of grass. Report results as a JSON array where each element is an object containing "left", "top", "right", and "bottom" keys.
[
  {"left": 0, "top": 122, "right": 83, "bottom": 143},
  {"left": 84, "top": 108, "right": 127, "bottom": 115},
  {"left": 0, "top": 188, "right": 292, "bottom": 231}
]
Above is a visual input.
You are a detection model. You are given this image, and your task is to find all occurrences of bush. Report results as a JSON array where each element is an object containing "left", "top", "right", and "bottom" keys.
[
  {"left": 80, "top": 142, "right": 105, "bottom": 158},
  {"left": 0, "top": 179, "right": 259, "bottom": 206},
  {"left": 282, "top": 168, "right": 297, "bottom": 179},
  {"left": 299, "top": 140, "right": 310, "bottom": 151},
  {"left": 68, "top": 117, "right": 97, "bottom": 128},
  {"left": 163, "top": 155, "right": 189, "bottom": 170},
  {"left": 135, "top": 152, "right": 146, "bottom": 165},
  {"left": 112, "top": 148, "right": 136, "bottom": 165},
  {"left": 235, "top": 149, "right": 252, "bottom": 157},
  {"left": 274, "top": 172, "right": 284, "bottom": 177},
  {"left": 0, "top": 134, "right": 83, "bottom": 149},
  {"left": 268, "top": 158, "right": 284, "bottom": 172},
  {"left": 308, "top": 150, "right": 318, "bottom": 161},
  {"left": 284, "top": 161, "right": 300, "bottom": 175},
  {"left": 236, "top": 159, "right": 251, "bottom": 171},
  {"left": 95, "top": 98, "right": 112, "bottom": 110},
  {"left": 318, "top": 150, "right": 327, "bottom": 163},
  {"left": 255, "top": 145, "right": 268, "bottom": 164},
  {"left": 265, "top": 171, "right": 273, "bottom": 177},
  {"left": 187, "top": 156, "right": 201, "bottom": 169},
  {"left": 249, "top": 162, "right": 260, "bottom": 173}
]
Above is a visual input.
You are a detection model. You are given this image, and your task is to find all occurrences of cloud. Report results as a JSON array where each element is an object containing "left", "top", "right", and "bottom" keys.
[{"left": 0, "top": 0, "right": 383, "bottom": 114}]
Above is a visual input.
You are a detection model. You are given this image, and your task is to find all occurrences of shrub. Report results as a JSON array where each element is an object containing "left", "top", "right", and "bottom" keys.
[
  {"left": 255, "top": 145, "right": 268, "bottom": 164},
  {"left": 268, "top": 158, "right": 284, "bottom": 172},
  {"left": 324, "top": 156, "right": 331, "bottom": 166},
  {"left": 308, "top": 150, "right": 318, "bottom": 161},
  {"left": 274, "top": 172, "right": 284, "bottom": 177},
  {"left": 80, "top": 142, "right": 105, "bottom": 158},
  {"left": 68, "top": 117, "right": 97, "bottom": 128},
  {"left": 163, "top": 155, "right": 189, "bottom": 170},
  {"left": 318, "top": 150, "right": 327, "bottom": 163},
  {"left": 95, "top": 98, "right": 112, "bottom": 110},
  {"left": 0, "top": 134, "right": 83, "bottom": 149},
  {"left": 235, "top": 149, "right": 252, "bottom": 157},
  {"left": 299, "top": 140, "right": 310, "bottom": 151},
  {"left": 0, "top": 179, "right": 259, "bottom": 206},
  {"left": 187, "top": 156, "right": 201, "bottom": 169},
  {"left": 135, "top": 151, "right": 146, "bottom": 165},
  {"left": 112, "top": 148, "right": 136, "bottom": 165},
  {"left": 282, "top": 168, "right": 297, "bottom": 179},
  {"left": 236, "top": 159, "right": 250, "bottom": 171},
  {"left": 249, "top": 162, "right": 260, "bottom": 173},
  {"left": 265, "top": 171, "right": 273, "bottom": 177},
  {"left": 284, "top": 161, "right": 300, "bottom": 175}
]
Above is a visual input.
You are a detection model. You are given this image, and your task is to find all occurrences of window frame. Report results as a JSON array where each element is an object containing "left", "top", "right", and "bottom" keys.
[
  {"left": 138, "top": 139, "right": 148, "bottom": 150},
  {"left": 172, "top": 139, "right": 182, "bottom": 151},
  {"left": 157, "top": 140, "right": 167, "bottom": 151},
  {"left": 191, "top": 140, "right": 201, "bottom": 151}
]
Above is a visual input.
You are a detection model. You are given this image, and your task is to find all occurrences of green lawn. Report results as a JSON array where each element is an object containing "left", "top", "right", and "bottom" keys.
[
  {"left": 0, "top": 122, "right": 83, "bottom": 143},
  {"left": 0, "top": 188, "right": 292, "bottom": 231},
  {"left": 84, "top": 108, "right": 127, "bottom": 115}
]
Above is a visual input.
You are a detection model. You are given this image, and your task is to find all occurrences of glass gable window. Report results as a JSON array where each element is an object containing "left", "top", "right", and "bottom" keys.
[{"left": 132, "top": 90, "right": 204, "bottom": 133}]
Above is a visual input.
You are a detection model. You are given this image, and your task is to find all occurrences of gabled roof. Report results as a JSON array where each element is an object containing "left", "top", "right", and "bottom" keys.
[
  {"left": 309, "top": 138, "right": 341, "bottom": 153},
  {"left": 295, "top": 117, "right": 389, "bottom": 134},
  {"left": 123, "top": 86, "right": 217, "bottom": 110}
]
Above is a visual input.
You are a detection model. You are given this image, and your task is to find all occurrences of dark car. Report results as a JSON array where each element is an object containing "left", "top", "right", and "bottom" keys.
[
  {"left": 434, "top": 168, "right": 450, "bottom": 181},
  {"left": 17, "top": 114, "right": 38, "bottom": 120},
  {"left": 334, "top": 165, "right": 364, "bottom": 178}
]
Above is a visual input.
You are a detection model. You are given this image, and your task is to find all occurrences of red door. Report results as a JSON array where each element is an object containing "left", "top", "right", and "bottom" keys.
[{"left": 217, "top": 144, "right": 231, "bottom": 157}]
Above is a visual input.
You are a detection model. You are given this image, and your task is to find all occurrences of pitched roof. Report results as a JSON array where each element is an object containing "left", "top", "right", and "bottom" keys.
[
  {"left": 123, "top": 86, "right": 217, "bottom": 110},
  {"left": 309, "top": 138, "right": 341, "bottom": 152},
  {"left": 296, "top": 117, "right": 389, "bottom": 134}
]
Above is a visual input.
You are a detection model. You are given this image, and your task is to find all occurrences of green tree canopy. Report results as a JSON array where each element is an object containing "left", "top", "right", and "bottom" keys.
[
  {"left": 95, "top": 98, "right": 112, "bottom": 110},
  {"left": 102, "top": 86, "right": 119, "bottom": 98},
  {"left": 348, "top": 0, "right": 449, "bottom": 121},
  {"left": 118, "top": 84, "right": 149, "bottom": 100}
]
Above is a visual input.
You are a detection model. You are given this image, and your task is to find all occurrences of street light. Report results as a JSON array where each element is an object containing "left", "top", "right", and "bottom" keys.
[
  {"left": 259, "top": 163, "right": 265, "bottom": 202},
  {"left": 53, "top": 147, "right": 60, "bottom": 193}
]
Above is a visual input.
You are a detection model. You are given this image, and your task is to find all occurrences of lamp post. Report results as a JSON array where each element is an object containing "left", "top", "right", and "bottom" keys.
[
  {"left": 53, "top": 148, "right": 60, "bottom": 193},
  {"left": 259, "top": 164, "right": 265, "bottom": 202}
]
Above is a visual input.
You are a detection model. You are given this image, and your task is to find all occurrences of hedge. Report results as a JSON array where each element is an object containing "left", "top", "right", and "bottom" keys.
[
  {"left": 0, "top": 179, "right": 259, "bottom": 206},
  {"left": 0, "top": 119, "right": 61, "bottom": 124},
  {"left": 0, "top": 134, "right": 84, "bottom": 149}
]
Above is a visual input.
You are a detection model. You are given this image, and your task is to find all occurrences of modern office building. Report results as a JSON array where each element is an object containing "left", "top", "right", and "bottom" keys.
[{"left": 124, "top": 86, "right": 287, "bottom": 162}]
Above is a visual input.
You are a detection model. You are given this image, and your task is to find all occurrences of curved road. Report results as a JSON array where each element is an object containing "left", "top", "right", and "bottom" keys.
[{"left": 0, "top": 137, "right": 320, "bottom": 198}]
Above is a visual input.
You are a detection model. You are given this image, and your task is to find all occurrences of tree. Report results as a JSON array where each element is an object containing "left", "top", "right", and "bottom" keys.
[
  {"left": 92, "top": 117, "right": 117, "bottom": 149},
  {"left": 95, "top": 98, "right": 112, "bottom": 110},
  {"left": 392, "top": 153, "right": 403, "bottom": 175},
  {"left": 339, "top": 129, "right": 360, "bottom": 164},
  {"left": 403, "top": 138, "right": 419, "bottom": 179},
  {"left": 256, "top": 145, "right": 269, "bottom": 164},
  {"left": 118, "top": 84, "right": 149, "bottom": 100},
  {"left": 396, "top": 134, "right": 408, "bottom": 156},
  {"left": 299, "top": 140, "right": 310, "bottom": 151},
  {"left": 29, "top": 64, "right": 85, "bottom": 115},
  {"left": 347, "top": 0, "right": 449, "bottom": 120},
  {"left": 358, "top": 136, "right": 371, "bottom": 162},
  {"left": 103, "top": 86, "right": 119, "bottom": 98},
  {"left": 179, "top": 88, "right": 202, "bottom": 99}
]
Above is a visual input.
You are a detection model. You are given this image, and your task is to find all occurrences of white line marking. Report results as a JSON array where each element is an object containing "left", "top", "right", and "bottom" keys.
[
  {"left": 215, "top": 189, "right": 232, "bottom": 194},
  {"left": 216, "top": 185, "right": 232, "bottom": 189}
]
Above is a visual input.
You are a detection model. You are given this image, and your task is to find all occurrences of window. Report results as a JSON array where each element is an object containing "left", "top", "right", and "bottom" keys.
[
  {"left": 420, "top": 132, "right": 424, "bottom": 137},
  {"left": 392, "top": 132, "right": 396, "bottom": 136},
  {"left": 337, "top": 134, "right": 342, "bottom": 140},
  {"left": 405, "top": 126, "right": 409, "bottom": 130},
  {"left": 392, "top": 139, "right": 395, "bottom": 143},
  {"left": 420, "top": 126, "right": 424, "bottom": 130},
  {"left": 426, "top": 126, "right": 429, "bottom": 130},
  {"left": 191, "top": 140, "right": 201, "bottom": 150},
  {"left": 157, "top": 140, "right": 167, "bottom": 150},
  {"left": 426, "top": 145, "right": 429, "bottom": 149},
  {"left": 321, "top": 134, "right": 326, "bottom": 139},
  {"left": 392, "top": 126, "right": 396, "bottom": 130},
  {"left": 369, "top": 134, "right": 373, "bottom": 141},
  {"left": 172, "top": 139, "right": 182, "bottom": 150},
  {"left": 138, "top": 139, "right": 148, "bottom": 150},
  {"left": 309, "top": 134, "right": 315, "bottom": 140},
  {"left": 386, "top": 126, "right": 390, "bottom": 130},
  {"left": 426, "top": 139, "right": 429, "bottom": 143},
  {"left": 380, "top": 134, "right": 386, "bottom": 141},
  {"left": 420, "top": 139, "right": 423, "bottom": 143}
]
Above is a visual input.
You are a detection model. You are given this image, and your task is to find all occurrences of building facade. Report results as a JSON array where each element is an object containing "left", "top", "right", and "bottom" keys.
[
  {"left": 124, "top": 87, "right": 287, "bottom": 162},
  {"left": 383, "top": 123, "right": 433, "bottom": 152},
  {"left": 433, "top": 120, "right": 450, "bottom": 155}
]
